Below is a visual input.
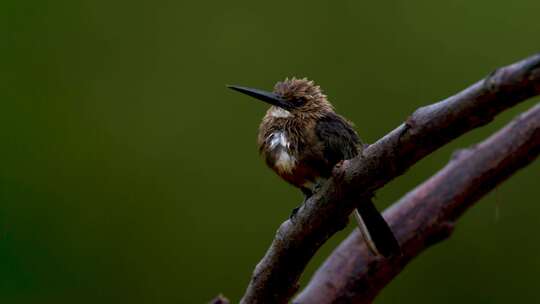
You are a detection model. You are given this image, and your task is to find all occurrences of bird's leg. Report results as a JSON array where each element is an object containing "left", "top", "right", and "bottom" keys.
[
  {"left": 313, "top": 177, "right": 328, "bottom": 194},
  {"left": 289, "top": 188, "right": 313, "bottom": 222},
  {"left": 334, "top": 160, "right": 345, "bottom": 170},
  {"left": 289, "top": 204, "right": 302, "bottom": 221}
]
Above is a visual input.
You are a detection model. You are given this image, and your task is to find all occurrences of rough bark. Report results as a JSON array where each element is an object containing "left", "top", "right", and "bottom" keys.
[
  {"left": 240, "top": 54, "right": 540, "bottom": 304},
  {"left": 295, "top": 103, "right": 540, "bottom": 304}
]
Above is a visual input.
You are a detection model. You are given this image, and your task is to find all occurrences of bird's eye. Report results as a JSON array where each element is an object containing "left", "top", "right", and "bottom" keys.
[{"left": 294, "top": 97, "right": 307, "bottom": 106}]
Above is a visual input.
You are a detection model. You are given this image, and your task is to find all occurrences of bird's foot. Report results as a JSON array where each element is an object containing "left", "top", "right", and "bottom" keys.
[
  {"left": 289, "top": 206, "right": 301, "bottom": 222},
  {"left": 313, "top": 178, "right": 327, "bottom": 193},
  {"left": 289, "top": 197, "right": 309, "bottom": 223},
  {"left": 290, "top": 191, "right": 313, "bottom": 223}
]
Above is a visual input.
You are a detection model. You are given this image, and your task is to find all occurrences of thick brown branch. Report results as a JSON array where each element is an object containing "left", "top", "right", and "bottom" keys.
[
  {"left": 295, "top": 103, "right": 540, "bottom": 304},
  {"left": 240, "top": 54, "right": 540, "bottom": 304}
]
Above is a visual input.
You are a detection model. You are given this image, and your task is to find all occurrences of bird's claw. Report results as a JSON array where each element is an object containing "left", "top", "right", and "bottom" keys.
[
  {"left": 313, "top": 179, "right": 328, "bottom": 193},
  {"left": 289, "top": 206, "right": 300, "bottom": 222}
]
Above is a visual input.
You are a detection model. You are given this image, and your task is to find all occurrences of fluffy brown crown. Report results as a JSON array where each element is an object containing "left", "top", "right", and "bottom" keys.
[{"left": 273, "top": 77, "right": 333, "bottom": 114}]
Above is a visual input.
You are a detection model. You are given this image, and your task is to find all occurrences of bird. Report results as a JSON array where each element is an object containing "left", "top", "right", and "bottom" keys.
[{"left": 228, "top": 77, "right": 401, "bottom": 257}]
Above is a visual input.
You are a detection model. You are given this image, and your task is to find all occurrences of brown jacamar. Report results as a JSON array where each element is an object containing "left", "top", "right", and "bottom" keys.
[{"left": 228, "top": 78, "right": 400, "bottom": 257}]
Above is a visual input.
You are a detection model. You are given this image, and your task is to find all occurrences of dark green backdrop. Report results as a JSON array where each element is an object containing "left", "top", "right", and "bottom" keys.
[{"left": 1, "top": 1, "right": 539, "bottom": 303}]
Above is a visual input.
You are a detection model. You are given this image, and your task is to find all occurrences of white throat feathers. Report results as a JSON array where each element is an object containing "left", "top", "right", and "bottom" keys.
[{"left": 267, "top": 131, "right": 296, "bottom": 173}]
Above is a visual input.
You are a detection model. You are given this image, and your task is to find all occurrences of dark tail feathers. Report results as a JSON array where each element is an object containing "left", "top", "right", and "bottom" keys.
[{"left": 354, "top": 200, "right": 401, "bottom": 257}]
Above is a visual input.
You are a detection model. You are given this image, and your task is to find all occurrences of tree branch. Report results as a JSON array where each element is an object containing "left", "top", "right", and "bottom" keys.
[
  {"left": 294, "top": 102, "right": 540, "bottom": 304},
  {"left": 240, "top": 54, "right": 540, "bottom": 304}
]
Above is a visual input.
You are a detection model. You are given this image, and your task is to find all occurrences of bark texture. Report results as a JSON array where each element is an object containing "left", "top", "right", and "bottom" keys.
[
  {"left": 239, "top": 54, "right": 540, "bottom": 304},
  {"left": 295, "top": 103, "right": 540, "bottom": 304}
]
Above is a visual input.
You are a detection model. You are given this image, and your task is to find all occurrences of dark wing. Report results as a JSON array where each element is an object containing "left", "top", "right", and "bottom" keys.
[
  {"left": 315, "top": 112, "right": 361, "bottom": 165},
  {"left": 317, "top": 114, "right": 401, "bottom": 257}
]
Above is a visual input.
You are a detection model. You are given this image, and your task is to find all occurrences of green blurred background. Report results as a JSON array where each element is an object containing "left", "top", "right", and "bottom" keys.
[{"left": 1, "top": 0, "right": 539, "bottom": 303}]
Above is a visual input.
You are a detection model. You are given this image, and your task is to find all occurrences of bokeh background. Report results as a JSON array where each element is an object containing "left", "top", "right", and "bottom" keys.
[{"left": 2, "top": 1, "right": 540, "bottom": 303}]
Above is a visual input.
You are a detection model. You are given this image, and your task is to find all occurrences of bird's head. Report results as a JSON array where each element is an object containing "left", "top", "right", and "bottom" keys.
[{"left": 228, "top": 78, "right": 333, "bottom": 117}]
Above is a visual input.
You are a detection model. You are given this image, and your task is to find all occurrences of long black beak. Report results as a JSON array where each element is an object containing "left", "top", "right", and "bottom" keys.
[{"left": 227, "top": 85, "right": 292, "bottom": 110}]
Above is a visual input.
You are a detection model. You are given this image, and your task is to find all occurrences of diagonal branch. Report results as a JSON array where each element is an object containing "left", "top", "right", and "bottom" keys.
[
  {"left": 294, "top": 102, "right": 540, "bottom": 304},
  {"left": 240, "top": 54, "right": 540, "bottom": 304}
]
